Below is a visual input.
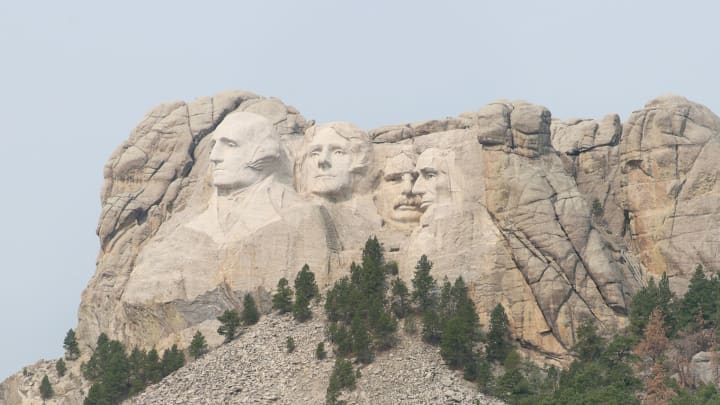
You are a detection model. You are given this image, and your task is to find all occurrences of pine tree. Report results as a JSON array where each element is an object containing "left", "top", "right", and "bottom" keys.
[
  {"left": 439, "top": 277, "right": 481, "bottom": 371},
  {"left": 55, "top": 358, "right": 66, "bottom": 377},
  {"left": 272, "top": 277, "right": 294, "bottom": 314},
  {"left": 412, "top": 255, "right": 436, "bottom": 312},
  {"left": 217, "top": 309, "right": 241, "bottom": 343},
  {"left": 390, "top": 278, "right": 410, "bottom": 318},
  {"left": 144, "top": 348, "right": 163, "bottom": 384},
  {"left": 39, "top": 375, "right": 53, "bottom": 400},
  {"left": 241, "top": 293, "right": 260, "bottom": 326},
  {"left": 486, "top": 304, "right": 512, "bottom": 363},
  {"left": 294, "top": 264, "right": 319, "bottom": 322},
  {"left": 358, "top": 236, "right": 386, "bottom": 301},
  {"left": 295, "top": 264, "right": 320, "bottom": 302},
  {"left": 189, "top": 331, "right": 208, "bottom": 359},
  {"left": 161, "top": 344, "right": 185, "bottom": 376},
  {"left": 574, "top": 319, "right": 604, "bottom": 362},
  {"left": 286, "top": 336, "right": 296, "bottom": 353},
  {"left": 351, "top": 313, "right": 373, "bottom": 363},
  {"left": 326, "top": 358, "right": 356, "bottom": 404},
  {"left": 63, "top": 328, "right": 80, "bottom": 360},
  {"left": 422, "top": 308, "right": 442, "bottom": 344},
  {"left": 316, "top": 342, "right": 327, "bottom": 360},
  {"left": 82, "top": 334, "right": 131, "bottom": 404},
  {"left": 127, "top": 347, "right": 148, "bottom": 395},
  {"left": 676, "top": 264, "right": 718, "bottom": 331}
]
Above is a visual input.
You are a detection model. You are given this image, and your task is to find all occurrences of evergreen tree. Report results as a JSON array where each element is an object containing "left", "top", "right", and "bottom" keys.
[
  {"left": 127, "top": 347, "right": 148, "bottom": 395},
  {"left": 63, "top": 328, "right": 80, "bottom": 360},
  {"left": 351, "top": 313, "right": 373, "bottom": 363},
  {"left": 676, "top": 264, "right": 718, "bottom": 331},
  {"left": 286, "top": 336, "right": 296, "bottom": 353},
  {"left": 326, "top": 358, "right": 356, "bottom": 404},
  {"left": 357, "top": 236, "right": 386, "bottom": 301},
  {"left": 574, "top": 319, "right": 604, "bottom": 362},
  {"left": 294, "top": 264, "right": 319, "bottom": 322},
  {"left": 486, "top": 303, "right": 512, "bottom": 363},
  {"left": 55, "top": 358, "right": 66, "bottom": 377},
  {"left": 325, "top": 277, "right": 357, "bottom": 323},
  {"left": 422, "top": 308, "right": 442, "bottom": 344},
  {"left": 295, "top": 264, "right": 320, "bottom": 302},
  {"left": 390, "top": 278, "right": 410, "bottom": 318},
  {"left": 188, "top": 331, "right": 208, "bottom": 359},
  {"left": 82, "top": 334, "right": 131, "bottom": 404},
  {"left": 272, "top": 277, "right": 294, "bottom": 314},
  {"left": 411, "top": 255, "right": 436, "bottom": 312},
  {"left": 144, "top": 348, "right": 163, "bottom": 384},
  {"left": 316, "top": 342, "right": 327, "bottom": 360},
  {"left": 217, "top": 309, "right": 241, "bottom": 343},
  {"left": 241, "top": 293, "right": 260, "bottom": 326},
  {"left": 39, "top": 375, "right": 53, "bottom": 400},
  {"left": 629, "top": 273, "right": 676, "bottom": 338},
  {"left": 328, "top": 323, "right": 352, "bottom": 357},
  {"left": 439, "top": 277, "right": 481, "bottom": 372},
  {"left": 161, "top": 344, "right": 185, "bottom": 377}
]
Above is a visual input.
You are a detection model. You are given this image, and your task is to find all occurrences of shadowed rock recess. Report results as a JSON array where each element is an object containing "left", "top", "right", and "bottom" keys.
[{"left": 3, "top": 92, "right": 720, "bottom": 404}]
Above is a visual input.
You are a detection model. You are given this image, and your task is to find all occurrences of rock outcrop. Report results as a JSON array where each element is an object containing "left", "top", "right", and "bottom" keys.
[{"left": 4, "top": 92, "right": 720, "bottom": 404}]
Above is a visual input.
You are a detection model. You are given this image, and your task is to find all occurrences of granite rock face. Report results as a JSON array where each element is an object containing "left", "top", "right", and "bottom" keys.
[
  {"left": 78, "top": 93, "right": 720, "bottom": 360},
  {"left": 5, "top": 92, "right": 720, "bottom": 404}
]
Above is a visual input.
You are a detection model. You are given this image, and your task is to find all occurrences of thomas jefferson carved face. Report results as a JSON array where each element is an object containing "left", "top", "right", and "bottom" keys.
[
  {"left": 306, "top": 127, "right": 353, "bottom": 197},
  {"left": 374, "top": 153, "right": 422, "bottom": 225},
  {"left": 411, "top": 148, "right": 452, "bottom": 214},
  {"left": 302, "top": 122, "right": 371, "bottom": 200},
  {"left": 209, "top": 112, "right": 280, "bottom": 193}
]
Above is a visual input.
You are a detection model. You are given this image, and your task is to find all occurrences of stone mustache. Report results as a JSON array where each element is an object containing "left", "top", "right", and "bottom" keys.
[{"left": 83, "top": 91, "right": 710, "bottom": 364}]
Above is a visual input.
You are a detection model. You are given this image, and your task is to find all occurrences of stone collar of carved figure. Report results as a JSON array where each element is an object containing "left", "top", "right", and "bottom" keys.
[
  {"left": 302, "top": 122, "right": 371, "bottom": 202},
  {"left": 209, "top": 111, "right": 280, "bottom": 195},
  {"left": 412, "top": 148, "right": 452, "bottom": 221},
  {"left": 374, "top": 152, "right": 422, "bottom": 228}
]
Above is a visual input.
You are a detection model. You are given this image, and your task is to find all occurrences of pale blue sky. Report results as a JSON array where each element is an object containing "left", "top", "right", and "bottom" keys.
[{"left": 1, "top": 0, "right": 718, "bottom": 380}]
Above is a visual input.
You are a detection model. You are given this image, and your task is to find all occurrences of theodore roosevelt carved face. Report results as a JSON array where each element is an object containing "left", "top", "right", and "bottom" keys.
[
  {"left": 374, "top": 152, "right": 422, "bottom": 226},
  {"left": 209, "top": 112, "right": 280, "bottom": 194},
  {"left": 300, "top": 122, "right": 371, "bottom": 201}
]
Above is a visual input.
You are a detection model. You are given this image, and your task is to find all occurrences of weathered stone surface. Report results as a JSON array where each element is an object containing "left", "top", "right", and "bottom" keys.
[
  {"left": 619, "top": 95, "right": 720, "bottom": 292},
  {"left": 5, "top": 92, "right": 720, "bottom": 404},
  {"left": 689, "top": 351, "right": 720, "bottom": 386}
]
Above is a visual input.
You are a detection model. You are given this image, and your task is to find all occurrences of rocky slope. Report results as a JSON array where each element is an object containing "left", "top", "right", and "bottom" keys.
[{"left": 128, "top": 305, "right": 503, "bottom": 405}]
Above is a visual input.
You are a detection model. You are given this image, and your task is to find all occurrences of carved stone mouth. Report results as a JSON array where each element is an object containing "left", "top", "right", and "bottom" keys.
[{"left": 394, "top": 203, "right": 420, "bottom": 210}]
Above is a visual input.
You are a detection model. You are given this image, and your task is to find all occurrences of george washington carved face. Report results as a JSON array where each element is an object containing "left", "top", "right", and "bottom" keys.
[{"left": 209, "top": 112, "right": 280, "bottom": 193}]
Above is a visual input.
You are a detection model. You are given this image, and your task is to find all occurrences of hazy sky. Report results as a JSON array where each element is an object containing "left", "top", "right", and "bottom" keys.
[{"left": 1, "top": 0, "right": 718, "bottom": 380}]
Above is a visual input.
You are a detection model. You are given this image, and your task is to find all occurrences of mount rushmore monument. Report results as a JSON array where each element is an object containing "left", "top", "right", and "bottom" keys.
[{"left": 61, "top": 90, "right": 719, "bottom": 367}]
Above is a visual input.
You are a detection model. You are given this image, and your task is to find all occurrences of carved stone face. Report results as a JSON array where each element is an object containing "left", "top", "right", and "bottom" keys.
[
  {"left": 209, "top": 112, "right": 279, "bottom": 192},
  {"left": 305, "top": 127, "right": 354, "bottom": 197},
  {"left": 412, "top": 148, "right": 451, "bottom": 213},
  {"left": 374, "top": 153, "right": 422, "bottom": 225}
]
